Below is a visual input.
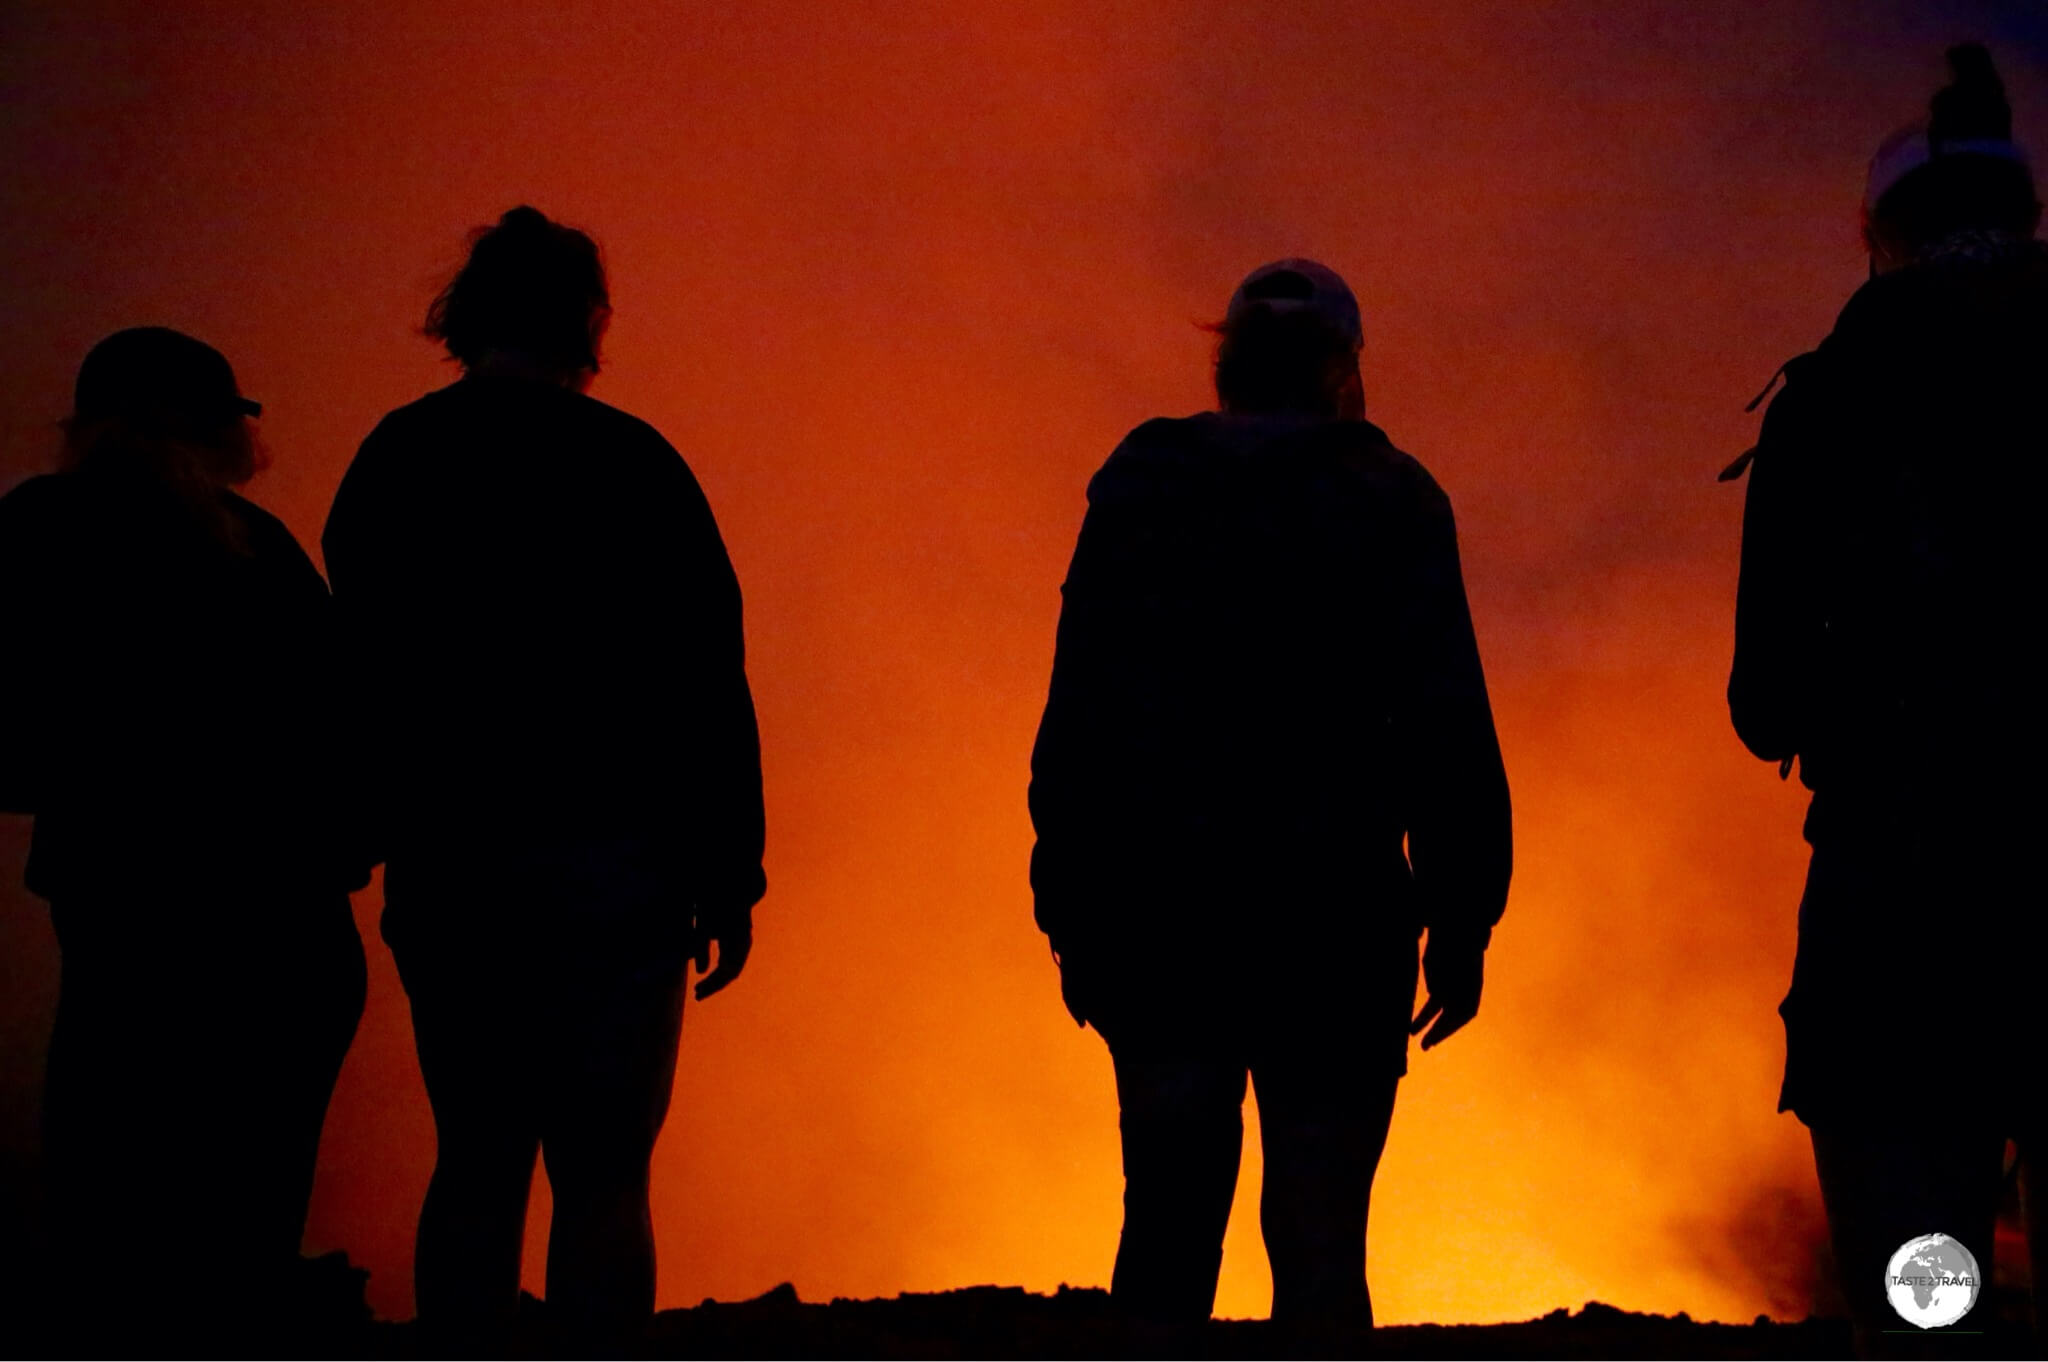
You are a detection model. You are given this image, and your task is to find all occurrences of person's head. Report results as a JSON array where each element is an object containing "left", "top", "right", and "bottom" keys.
[
  {"left": 1210, "top": 259, "right": 1365, "bottom": 421},
  {"left": 1863, "top": 43, "right": 2041, "bottom": 271},
  {"left": 425, "top": 205, "right": 611, "bottom": 387},
  {"left": 60, "top": 327, "right": 264, "bottom": 490}
]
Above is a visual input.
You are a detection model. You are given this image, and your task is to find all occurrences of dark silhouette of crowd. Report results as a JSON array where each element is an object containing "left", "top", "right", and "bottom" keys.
[{"left": 0, "top": 38, "right": 2038, "bottom": 1360}]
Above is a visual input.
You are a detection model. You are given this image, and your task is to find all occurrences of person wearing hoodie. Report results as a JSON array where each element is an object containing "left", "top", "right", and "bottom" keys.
[
  {"left": 1028, "top": 260, "right": 1512, "bottom": 1326},
  {"left": 322, "top": 207, "right": 765, "bottom": 1347},
  {"left": 1726, "top": 44, "right": 2047, "bottom": 1350}
]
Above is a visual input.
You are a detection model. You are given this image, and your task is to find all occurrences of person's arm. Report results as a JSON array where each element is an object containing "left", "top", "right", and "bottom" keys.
[
  {"left": 319, "top": 428, "right": 399, "bottom": 874},
  {"left": 656, "top": 454, "right": 765, "bottom": 1000},
  {"left": 1728, "top": 374, "right": 1828, "bottom": 768},
  {"left": 284, "top": 533, "right": 377, "bottom": 894},
  {"left": 1028, "top": 504, "right": 1113, "bottom": 943},
  {"left": 0, "top": 481, "right": 53, "bottom": 815},
  {"left": 1396, "top": 475, "right": 1512, "bottom": 1050},
  {"left": 1028, "top": 471, "right": 1159, "bottom": 1028}
]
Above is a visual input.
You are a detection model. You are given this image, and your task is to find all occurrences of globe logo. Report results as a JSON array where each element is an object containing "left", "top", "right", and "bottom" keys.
[{"left": 1885, "top": 1233, "right": 1981, "bottom": 1329}]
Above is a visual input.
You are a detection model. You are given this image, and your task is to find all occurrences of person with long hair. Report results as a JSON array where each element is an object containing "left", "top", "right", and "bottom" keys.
[
  {"left": 1728, "top": 44, "right": 2047, "bottom": 1352},
  {"left": 0, "top": 327, "right": 368, "bottom": 1346},
  {"left": 323, "top": 206, "right": 765, "bottom": 1347},
  {"left": 1029, "top": 261, "right": 1512, "bottom": 1326}
]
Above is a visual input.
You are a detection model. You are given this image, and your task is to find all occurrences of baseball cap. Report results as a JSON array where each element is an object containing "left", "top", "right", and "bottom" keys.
[
  {"left": 1224, "top": 259, "right": 1363, "bottom": 349},
  {"left": 72, "top": 327, "right": 262, "bottom": 432}
]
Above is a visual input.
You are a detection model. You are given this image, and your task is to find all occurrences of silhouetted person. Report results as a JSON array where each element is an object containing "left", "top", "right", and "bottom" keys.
[
  {"left": 0, "top": 328, "right": 369, "bottom": 1347},
  {"left": 322, "top": 206, "right": 765, "bottom": 1346},
  {"left": 1727, "top": 45, "right": 2047, "bottom": 1357},
  {"left": 1029, "top": 261, "right": 1512, "bottom": 1326}
]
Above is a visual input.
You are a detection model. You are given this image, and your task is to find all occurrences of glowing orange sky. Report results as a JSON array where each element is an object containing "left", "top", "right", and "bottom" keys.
[{"left": 2, "top": 0, "right": 2043, "bottom": 1326}]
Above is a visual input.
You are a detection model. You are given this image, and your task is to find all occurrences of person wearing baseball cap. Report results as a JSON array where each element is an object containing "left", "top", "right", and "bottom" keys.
[
  {"left": 0, "top": 327, "right": 369, "bottom": 1345},
  {"left": 1030, "top": 259, "right": 1511, "bottom": 1325},
  {"left": 72, "top": 325, "right": 265, "bottom": 422},
  {"left": 65, "top": 326, "right": 266, "bottom": 493},
  {"left": 1726, "top": 44, "right": 2046, "bottom": 1351}
]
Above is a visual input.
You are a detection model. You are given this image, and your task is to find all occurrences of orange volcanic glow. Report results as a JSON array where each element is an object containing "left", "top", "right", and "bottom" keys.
[{"left": 1, "top": 0, "right": 2041, "bottom": 1327}]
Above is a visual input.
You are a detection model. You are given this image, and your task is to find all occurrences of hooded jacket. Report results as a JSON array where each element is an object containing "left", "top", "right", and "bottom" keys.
[
  {"left": 1729, "top": 232, "right": 2048, "bottom": 845},
  {"left": 322, "top": 376, "right": 766, "bottom": 911},
  {"left": 1028, "top": 412, "right": 1511, "bottom": 968}
]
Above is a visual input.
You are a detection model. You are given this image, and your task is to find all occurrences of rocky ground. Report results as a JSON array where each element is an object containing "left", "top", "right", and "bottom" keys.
[
  {"left": 21, "top": 1276, "right": 2038, "bottom": 1356},
  {"left": 350, "top": 1283, "right": 1881, "bottom": 1359}
]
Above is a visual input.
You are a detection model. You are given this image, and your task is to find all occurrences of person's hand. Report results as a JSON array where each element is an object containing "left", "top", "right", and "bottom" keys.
[
  {"left": 1053, "top": 943, "right": 1094, "bottom": 1029},
  {"left": 691, "top": 903, "right": 753, "bottom": 1001},
  {"left": 1411, "top": 926, "right": 1486, "bottom": 1051},
  {"left": 1041, "top": 929, "right": 1104, "bottom": 1029}
]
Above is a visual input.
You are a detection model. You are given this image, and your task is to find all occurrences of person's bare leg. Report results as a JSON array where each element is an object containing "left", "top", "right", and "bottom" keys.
[
  {"left": 414, "top": 1128, "right": 540, "bottom": 1339},
  {"left": 541, "top": 968, "right": 685, "bottom": 1342},
  {"left": 1811, "top": 1121, "right": 2002, "bottom": 1358},
  {"left": 1107, "top": 1049, "right": 1246, "bottom": 1323},
  {"left": 544, "top": 1156, "right": 659, "bottom": 1330},
  {"left": 1256, "top": 1071, "right": 1399, "bottom": 1326},
  {"left": 396, "top": 912, "right": 546, "bottom": 1344}
]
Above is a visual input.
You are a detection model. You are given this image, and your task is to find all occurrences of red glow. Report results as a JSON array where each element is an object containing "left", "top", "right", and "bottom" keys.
[{"left": 2, "top": 1, "right": 2038, "bottom": 1325}]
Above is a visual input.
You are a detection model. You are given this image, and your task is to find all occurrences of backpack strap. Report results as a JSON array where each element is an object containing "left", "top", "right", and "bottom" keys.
[
  {"left": 1719, "top": 445, "right": 1760, "bottom": 483},
  {"left": 1719, "top": 353, "right": 1820, "bottom": 482}
]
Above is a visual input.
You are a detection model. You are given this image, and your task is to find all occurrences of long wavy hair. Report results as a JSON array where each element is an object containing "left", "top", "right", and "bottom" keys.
[{"left": 59, "top": 409, "right": 264, "bottom": 549}]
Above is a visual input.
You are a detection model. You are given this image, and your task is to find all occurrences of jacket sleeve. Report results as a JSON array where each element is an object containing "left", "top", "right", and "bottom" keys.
[
  {"left": 659, "top": 455, "right": 766, "bottom": 914},
  {"left": 0, "top": 483, "right": 50, "bottom": 815},
  {"left": 1027, "top": 493, "right": 1134, "bottom": 951},
  {"left": 1397, "top": 479, "right": 1512, "bottom": 946},
  {"left": 319, "top": 430, "right": 398, "bottom": 872},
  {"left": 1728, "top": 375, "right": 1827, "bottom": 766},
  {"left": 320, "top": 426, "right": 388, "bottom": 601},
  {"left": 245, "top": 510, "right": 376, "bottom": 893}
]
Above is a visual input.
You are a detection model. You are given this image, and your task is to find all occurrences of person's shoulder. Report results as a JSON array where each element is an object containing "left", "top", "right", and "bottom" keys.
[
  {"left": 1760, "top": 347, "right": 1839, "bottom": 423},
  {"left": 1825, "top": 243, "right": 2039, "bottom": 345},
  {"left": 564, "top": 390, "right": 708, "bottom": 500},
  {"left": 370, "top": 375, "right": 628, "bottom": 437},
  {"left": 1091, "top": 411, "right": 1260, "bottom": 495},
  {"left": 0, "top": 471, "right": 96, "bottom": 545},
  {"left": 379, "top": 380, "right": 466, "bottom": 424},
  {"left": 1744, "top": 343, "right": 1843, "bottom": 475},
  {"left": 1104, "top": 413, "right": 1218, "bottom": 462},
  {"left": 1085, "top": 415, "right": 1202, "bottom": 505},
  {"left": 1827, "top": 268, "right": 1926, "bottom": 352},
  {"left": 1328, "top": 421, "right": 1450, "bottom": 514},
  {"left": 351, "top": 381, "right": 466, "bottom": 459},
  {"left": 568, "top": 389, "right": 684, "bottom": 456},
  {"left": 1117, "top": 413, "right": 1204, "bottom": 450},
  {"left": 221, "top": 489, "right": 291, "bottom": 538},
  {"left": 222, "top": 492, "right": 319, "bottom": 569},
  {"left": 1854, "top": 237, "right": 2048, "bottom": 340},
  {"left": 1086, "top": 413, "right": 1448, "bottom": 512},
  {"left": 0, "top": 472, "right": 75, "bottom": 519},
  {"left": 359, "top": 379, "right": 680, "bottom": 459}
]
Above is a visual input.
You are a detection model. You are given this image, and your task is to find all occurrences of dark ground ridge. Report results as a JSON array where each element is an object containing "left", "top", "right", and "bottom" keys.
[
  {"left": 27, "top": 1277, "right": 2041, "bottom": 1357},
  {"left": 350, "top": 1282, "right": 1886, "bottom": 1359}
]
